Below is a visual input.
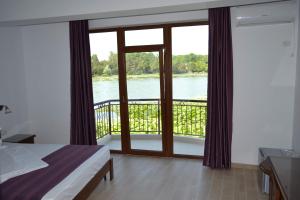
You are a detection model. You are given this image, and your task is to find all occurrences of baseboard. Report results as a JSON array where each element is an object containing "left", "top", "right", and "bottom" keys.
[{"left": 232, "top": 162, "right": 258, "bottom": 170}]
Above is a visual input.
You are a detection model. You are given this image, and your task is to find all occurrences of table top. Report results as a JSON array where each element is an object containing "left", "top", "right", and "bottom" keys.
[
  {"left": 259, "top": 148, "right": 297, "bottom": 158},
  {"left": 3, "top": 134, "right": 36, "bottom": 143},
  {"left": 270, "top": 156, "right": 300, "bottom": 200}
]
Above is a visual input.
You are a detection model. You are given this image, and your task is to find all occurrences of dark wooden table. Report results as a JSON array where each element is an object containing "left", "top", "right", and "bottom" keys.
[
  {"left": 3, "top": 134, "right": 36, "bottom": 144},
  {"left": 260, "top": 156, "right": 300, "bottom": 200}
]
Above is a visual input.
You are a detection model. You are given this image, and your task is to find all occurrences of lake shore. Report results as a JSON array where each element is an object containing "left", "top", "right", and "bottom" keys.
[{"left": 92, "top": 72, "right": 207, "bottom": 81}]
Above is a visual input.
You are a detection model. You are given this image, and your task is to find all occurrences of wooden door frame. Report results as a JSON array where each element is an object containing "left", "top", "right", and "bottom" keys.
[
  {"left": 90, "top": 21, "right": 208, "bottom": 159},
  {"left": 122, "top": 43, "right": 167, "bottom": 156},
  {"left": 117, "top": 29, "right": 131, "bottom": 154},
  {"left": 90, "top": 21, "right": 208, "bottom": 33},
  {"left": 163, "top": 26, "right": 173, "bottom": 156}
]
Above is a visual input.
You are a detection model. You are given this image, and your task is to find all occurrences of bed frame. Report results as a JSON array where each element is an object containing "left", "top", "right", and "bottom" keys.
[{"left": 73, "top": 158, "right": 114, "bottom": 200}]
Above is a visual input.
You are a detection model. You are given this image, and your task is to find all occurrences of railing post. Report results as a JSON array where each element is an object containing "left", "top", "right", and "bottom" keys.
[
  {"left": 95, "top": 105, "right": 99, "bottom": 139},
  {"left": 157, "top": 99, "right": 161, "bottom": 134},
  {"left": 108, "top": 101, "right": 112, "bottom": 135}
]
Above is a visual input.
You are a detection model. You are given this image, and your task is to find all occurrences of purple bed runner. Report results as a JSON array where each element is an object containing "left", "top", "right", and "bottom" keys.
[{"left": 0, "top": 145, "right": 103, "bottom": 200}]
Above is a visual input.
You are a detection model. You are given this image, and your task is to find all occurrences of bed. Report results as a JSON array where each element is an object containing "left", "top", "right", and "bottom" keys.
[{"left": 0, "top": 142, "right": 113, "bottom": 200}]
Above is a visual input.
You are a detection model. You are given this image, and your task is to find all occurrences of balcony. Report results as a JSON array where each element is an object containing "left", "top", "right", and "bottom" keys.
[{"left": 94, "top": 99, "right": 207, "bottom": 155}]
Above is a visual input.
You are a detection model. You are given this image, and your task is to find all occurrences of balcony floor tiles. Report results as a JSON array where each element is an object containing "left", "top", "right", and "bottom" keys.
[{"left": 102, "top": 137, "right": 204, "bottom": 156}]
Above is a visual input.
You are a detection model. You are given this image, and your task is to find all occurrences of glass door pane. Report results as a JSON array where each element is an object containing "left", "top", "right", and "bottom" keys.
[
  {"left": 125, "top": 29, "right": 163, "bottom": 46},
  {"left": 125, "top": 51, "right": 163, "bottom": 151},
  {"left": 171, "top": 25, "right": 208, "bottom": 156},
  {"left": 90, "top": 32, "right": 122, "bottom": 151}
]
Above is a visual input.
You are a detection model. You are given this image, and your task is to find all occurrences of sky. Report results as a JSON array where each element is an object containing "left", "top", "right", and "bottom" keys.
[{"left": 89, "top": 25, "right": 208, "bottom": 61}]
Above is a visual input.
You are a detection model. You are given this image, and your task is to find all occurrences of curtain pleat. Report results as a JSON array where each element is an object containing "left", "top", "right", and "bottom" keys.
[
  {"left": 69, "top": 20, "right": 97, "bottom": 145},
  {"left": 203, "top": 7, "right": 233, "bottom": 168}
]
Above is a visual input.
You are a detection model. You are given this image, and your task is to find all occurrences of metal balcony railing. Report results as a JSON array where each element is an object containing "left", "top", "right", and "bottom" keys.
[{"left": 94, "top": 99, "right": 207, "bottom": 139}]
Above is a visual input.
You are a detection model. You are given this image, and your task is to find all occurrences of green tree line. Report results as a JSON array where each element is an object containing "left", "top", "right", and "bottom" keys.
[{"left": 91, "top": 52, "right": 208, "bottom": 76}]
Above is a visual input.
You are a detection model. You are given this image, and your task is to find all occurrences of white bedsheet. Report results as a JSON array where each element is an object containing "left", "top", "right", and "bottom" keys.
[
  {"left": 2, "top": 143, "right": 110, "bottom": 200},
  {"left": 0, "top": 146, "right": 49, "bottom": 183}
]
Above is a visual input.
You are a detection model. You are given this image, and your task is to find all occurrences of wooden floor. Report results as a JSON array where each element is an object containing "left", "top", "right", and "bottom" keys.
[{"left": 88, "top": 154, "right": 268, "bottom": 200}]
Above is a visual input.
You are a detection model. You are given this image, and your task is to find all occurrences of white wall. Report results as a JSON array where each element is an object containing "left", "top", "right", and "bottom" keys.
[
  {"left": 0, "top": 27, "right": 30, "bottom": 137},
  {"left": 0, "top": 0, "right": 285, "bottom": 26},
  {"left": 231, "top": 5, "right": 297, "bottom": 164},
  {"left": 292, "top": 0, "right": 300, "bottom": 153},
  {"left": 22, "top": 23, "right": 71, "bottom": 144},
  {"left": 89, "top": 10, "right": 208, "bottom": 29}
]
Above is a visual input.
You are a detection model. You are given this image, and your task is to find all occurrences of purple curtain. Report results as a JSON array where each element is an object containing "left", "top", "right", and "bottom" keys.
[
  {"left": 69, "top": 20, "right": 97, "bottom": 145},
  {"left": 203, "top": 7, "right": 233, "bottom": 169}
]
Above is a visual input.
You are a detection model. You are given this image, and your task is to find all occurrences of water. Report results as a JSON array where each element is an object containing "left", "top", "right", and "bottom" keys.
[{"left": 93, "top": 76, "right": 207, "bottom": 103}]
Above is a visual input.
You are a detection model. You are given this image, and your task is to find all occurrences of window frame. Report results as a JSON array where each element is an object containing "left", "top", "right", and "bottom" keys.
[{"left": 89, "top": 20, "right": 209, "bottom": 159}]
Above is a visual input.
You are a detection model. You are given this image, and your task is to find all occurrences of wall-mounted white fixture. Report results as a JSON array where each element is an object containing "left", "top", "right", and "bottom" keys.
[{"left": 234, "top": 1, "right": 296, "bottom": 27}]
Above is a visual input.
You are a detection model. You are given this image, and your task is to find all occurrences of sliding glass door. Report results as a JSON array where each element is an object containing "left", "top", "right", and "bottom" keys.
[
  {"left": 125, "top": 49, "right": 165, "bottom": 152},
  {"left": 90, "top": 31, "right": 122, "bottom": 150},
  {"left": 117, "top": 28, "right": 167, "bottom": 154},
  {"left": 90, "top": 22, "right": 208, "bottom": 158},
  {"left": 171, "top": 25, "right": 208, "bottom": 156}
]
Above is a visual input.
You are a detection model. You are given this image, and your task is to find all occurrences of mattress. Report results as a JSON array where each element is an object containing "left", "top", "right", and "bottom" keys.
[
  {"left": 2, "top": 143, "right": 110, "bottom": 200},
  {"left": 0, "top": 145, "right": 49, "bottom": 183}
]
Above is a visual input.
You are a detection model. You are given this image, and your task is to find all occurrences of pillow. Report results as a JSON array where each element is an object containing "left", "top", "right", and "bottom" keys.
[{"left": 0, "top": 146, "right": 48, "bottom": 183}]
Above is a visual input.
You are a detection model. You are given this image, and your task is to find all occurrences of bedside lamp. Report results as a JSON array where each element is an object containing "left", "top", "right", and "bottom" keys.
[
  {"left": 0, "top": 105, "right": 12, "bottom": 114},
  {"left": 0, "top": 105, "right": 12, "bottom": 147}
]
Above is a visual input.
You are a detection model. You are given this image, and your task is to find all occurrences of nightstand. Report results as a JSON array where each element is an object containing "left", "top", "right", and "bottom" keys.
[{"left": 3, "top": 134, "right": 36, "bottom": 144}]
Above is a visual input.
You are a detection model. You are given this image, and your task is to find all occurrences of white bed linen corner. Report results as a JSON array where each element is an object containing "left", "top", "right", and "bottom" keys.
[
  {"left": 0, "top": 145, "right": 49, "bottom": 183},
  {"left": 2, "top": 143, "right": 110, "bottom": 200}
]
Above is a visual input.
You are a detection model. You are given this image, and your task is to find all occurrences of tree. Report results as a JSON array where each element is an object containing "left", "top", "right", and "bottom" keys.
[
  {"left": 103, "top": 65, "right": 113, "bottom": 76},
  {"left": 91, "top": 54, "right": 105, "bottom": 76},
  {"left": 107, "top": 52, "right": 118, "bottom": 75}
]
